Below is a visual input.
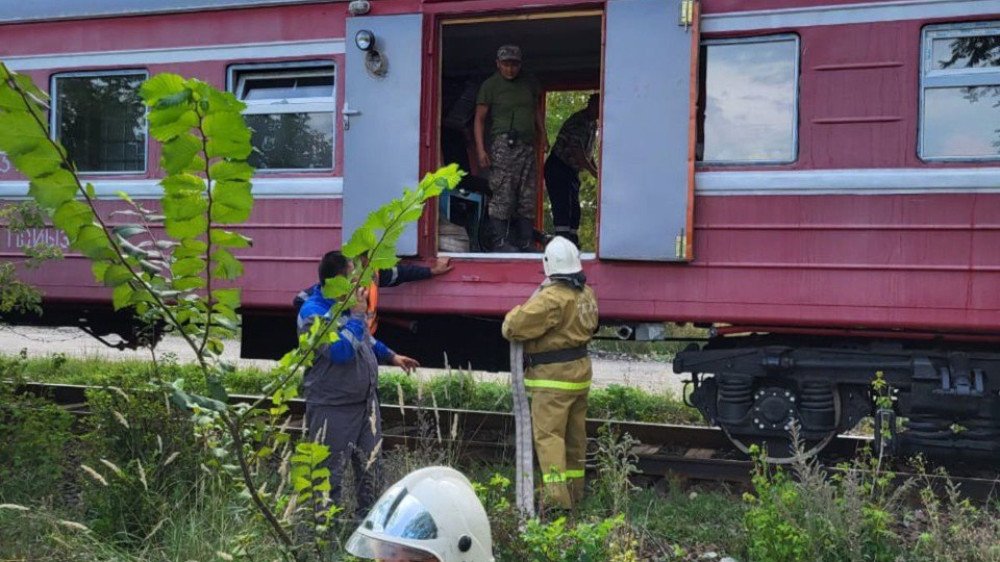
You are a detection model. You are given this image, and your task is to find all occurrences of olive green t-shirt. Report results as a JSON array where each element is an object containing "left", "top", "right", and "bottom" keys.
[{"left": 476, "top": 72, "right": 541, "bottom": 143}]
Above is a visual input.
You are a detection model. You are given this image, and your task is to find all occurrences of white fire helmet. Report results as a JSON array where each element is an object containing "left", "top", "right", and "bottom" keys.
[
  {"left": 543, "top": 236, "right": 582, "bottom": 277},
  {"left": 345, "top": 466, "right": 495, "bottom": 562}
]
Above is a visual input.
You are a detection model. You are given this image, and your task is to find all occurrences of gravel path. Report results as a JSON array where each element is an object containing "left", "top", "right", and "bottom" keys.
[{"left": 0, "top": 325, "right": 687, "bottom": 396}]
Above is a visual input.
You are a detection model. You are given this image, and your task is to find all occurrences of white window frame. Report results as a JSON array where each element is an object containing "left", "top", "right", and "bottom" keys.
[
  {"left": 920, "top": 21, "right": 1000, "bottom": 162},
  {"left": 227, "top": 61, "right": 336, "bottom": 173},
  {"left": 50, "top": 69, "right": 149, "bottom": 175},
  {"left": 699, "top": 34, "right": 800, "bottom": 166}
]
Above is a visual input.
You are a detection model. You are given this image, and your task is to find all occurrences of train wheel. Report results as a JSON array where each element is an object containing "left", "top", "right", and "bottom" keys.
[{"left": 723, "top": 388, "right": 841, "bottom": 465}]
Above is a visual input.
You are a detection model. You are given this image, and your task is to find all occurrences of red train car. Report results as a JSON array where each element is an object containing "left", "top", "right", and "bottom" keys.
[{"left": 2, "top": 0, "right": 999, "bottom": 458}]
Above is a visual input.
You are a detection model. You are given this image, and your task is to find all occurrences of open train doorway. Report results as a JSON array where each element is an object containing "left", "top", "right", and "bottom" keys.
[{"left": 436, "top": 12, "right": 602, "bottom": 256}]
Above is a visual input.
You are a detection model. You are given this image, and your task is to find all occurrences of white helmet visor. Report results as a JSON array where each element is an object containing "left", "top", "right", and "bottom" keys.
[
  {"left": 346, "top": 483, "right": 442, "bottom": 560},
  {"left": 345, "top": 533, "right": 438, "bottom": 560}
]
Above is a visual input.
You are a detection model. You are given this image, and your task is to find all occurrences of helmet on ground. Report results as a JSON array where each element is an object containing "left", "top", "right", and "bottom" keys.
[
  {"left": 543, "top": 236, "right": 582, "bottom": 277},
  {"left": 345, "top": 466, "right": 495, "bottom": 562}
]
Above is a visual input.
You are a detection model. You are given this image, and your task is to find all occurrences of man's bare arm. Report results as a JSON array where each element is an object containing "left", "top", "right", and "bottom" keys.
[{"left": 474, "top": 104, "right": 491, "bottom": 169}]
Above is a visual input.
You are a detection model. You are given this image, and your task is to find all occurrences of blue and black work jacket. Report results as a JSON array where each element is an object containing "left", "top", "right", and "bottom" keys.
[{"left": 297, "top": 285, "right": 396, "bottom": 406}]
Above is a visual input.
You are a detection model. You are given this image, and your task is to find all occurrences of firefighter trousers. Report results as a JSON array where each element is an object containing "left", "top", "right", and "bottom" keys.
[{"left": 530, "top": 389, "right": 588, "bottom": 510}]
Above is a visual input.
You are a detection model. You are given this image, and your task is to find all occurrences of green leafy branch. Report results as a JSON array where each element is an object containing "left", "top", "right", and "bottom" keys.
[
  {"left": 289, "top": 441, "right": 341, "bottom": 554},
  {"left": 0, "top": 65, "right": 253, "bottom": 381},
  {"left": 0, "top": 62, "right": 462, "bottom": 557},
  {"left": 0, "top": 64, "right": 285, "bottom": 547},
  {"left": 243, "top": 164, "right": 463, "bottom": 429},
  {"left": 139, "top": 73, "right": 254, "bottom": 380}
]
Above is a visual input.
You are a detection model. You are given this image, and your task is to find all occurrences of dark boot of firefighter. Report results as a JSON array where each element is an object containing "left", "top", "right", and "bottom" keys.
[
  {"left": 345, "top": 466, "right": 495, "bottom": 562},
  {"left": 501, "top": 236, "right": 599, "bottom": 511}
]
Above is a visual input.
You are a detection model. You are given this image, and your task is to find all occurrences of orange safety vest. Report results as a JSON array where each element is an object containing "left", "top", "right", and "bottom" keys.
[{"left": 367, "top": 273, "right": 379, "bottom": 334}]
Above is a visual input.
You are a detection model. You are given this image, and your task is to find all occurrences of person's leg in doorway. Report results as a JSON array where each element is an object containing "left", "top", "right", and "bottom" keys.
[{"left": 544, "top": 155, "right": 580, "bottom": 247}]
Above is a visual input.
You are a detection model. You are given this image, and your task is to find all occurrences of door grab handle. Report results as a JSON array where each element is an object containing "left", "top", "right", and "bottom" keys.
[{"left": 343, "top": 102, "right": 362, "bottom": 129}]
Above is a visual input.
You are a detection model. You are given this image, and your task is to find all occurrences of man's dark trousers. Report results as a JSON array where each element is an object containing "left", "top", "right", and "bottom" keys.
[
  {"left": 306, "top": 393, "right": 382, "bottom": 519},
  {"left": 544, "top": 155, "right": 581, "bottom": 246}
]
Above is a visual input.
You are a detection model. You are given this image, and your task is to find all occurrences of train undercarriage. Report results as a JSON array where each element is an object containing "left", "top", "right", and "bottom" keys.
[
  {"left": 674, "top": 334, "right": 1000, "bottom": 462},
  {"left": 16, "top": 303, "right": 1000, "bottom": 464}
]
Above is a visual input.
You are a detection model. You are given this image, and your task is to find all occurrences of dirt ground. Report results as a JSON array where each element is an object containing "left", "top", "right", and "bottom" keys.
[{"left": 0, "top": 325, "right": 688, "bottom": 396}]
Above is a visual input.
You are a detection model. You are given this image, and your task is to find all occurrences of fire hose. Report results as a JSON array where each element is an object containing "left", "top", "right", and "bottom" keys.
[{"left": 510, "top": 341, "right": 535, "bottom": 518}]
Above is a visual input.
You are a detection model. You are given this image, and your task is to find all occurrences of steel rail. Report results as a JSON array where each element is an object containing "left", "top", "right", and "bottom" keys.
[
  {"left": 12, "top": 382, "right": 857, "bottom": 479},
  {"left": 15, "top": 381, "right": 1000, "bottom": 498}
]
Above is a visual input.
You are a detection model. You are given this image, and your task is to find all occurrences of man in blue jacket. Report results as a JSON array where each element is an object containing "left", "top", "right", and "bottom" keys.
[{"left": 298, "top": 251, "right": 419, "bottom": 519}]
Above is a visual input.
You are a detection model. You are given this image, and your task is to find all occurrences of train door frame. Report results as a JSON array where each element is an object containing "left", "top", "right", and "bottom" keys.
[{"left": 426, "top": 8, "right": 605, "bottom": 260}]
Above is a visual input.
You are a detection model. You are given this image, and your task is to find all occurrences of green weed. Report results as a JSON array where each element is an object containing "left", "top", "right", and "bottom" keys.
[
  {"left": 0, "top": 380, "right": 74, "bottom": 503},
  {"left": 589, "top": 384, "right": 702, "bottom": 425}
]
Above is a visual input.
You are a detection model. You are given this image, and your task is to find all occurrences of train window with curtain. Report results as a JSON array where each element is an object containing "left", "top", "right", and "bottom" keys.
[
  {"left": 920, "top": 22, "right": 1000, "bottom": 161},
  {"left": 697, "top": 35, "right": 799, "bottom": 165},
  {"left": 51, "top": 71, "right": 148, "bottom": 174},
  {"left": 230, "top": 62, "right": 335, "bottom": 171}
]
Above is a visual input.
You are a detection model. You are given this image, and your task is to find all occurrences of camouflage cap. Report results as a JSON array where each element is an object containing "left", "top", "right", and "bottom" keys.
[{"left": 497, "top": 44, "right": 522, "bottom": 62}]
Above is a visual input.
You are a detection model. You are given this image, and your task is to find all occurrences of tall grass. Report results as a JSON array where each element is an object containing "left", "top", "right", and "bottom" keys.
[{"left": 2, "top": 352, "right": 701, "bottom": 425}]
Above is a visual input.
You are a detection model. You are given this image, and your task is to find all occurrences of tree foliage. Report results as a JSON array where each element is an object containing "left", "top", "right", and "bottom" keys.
[
  {"left": 0, "top": 62, "right": 461, "bottom": 557},
  {"left": 0, "top": 201, "right": 63, "bottom": 315}
]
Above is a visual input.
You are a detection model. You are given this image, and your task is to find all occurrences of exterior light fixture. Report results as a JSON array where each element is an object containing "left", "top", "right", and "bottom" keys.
[
  {"left": 347, "top": 0, "right": 371, "bottom": 15},
  {"left": 355, "top": 29, "right": 375, "bottom": 51}
]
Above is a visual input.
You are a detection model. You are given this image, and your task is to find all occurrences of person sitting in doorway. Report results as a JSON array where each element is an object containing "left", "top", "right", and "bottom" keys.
[
  {"left": 544, "top": 93, "right": 599, "bottom": 248},
  {"left": 474, "top": 44, "right": 548, "bottom": 252}
]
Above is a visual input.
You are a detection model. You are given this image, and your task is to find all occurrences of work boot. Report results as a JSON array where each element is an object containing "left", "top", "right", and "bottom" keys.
[
  {"left": 553, "top": 230, "right": 579, "bottom": 248},
  {"left": 533, "top": 229, "right": 554, "bottom": 247},
  {"left": 488, "top": 217, "right": 518, "bottom": 252},
  {"left": 569, "top": 476, "right": 585, "bottom": 506},
  {"left": 514, "top": 218, "right": 540, "bottom": 252}
]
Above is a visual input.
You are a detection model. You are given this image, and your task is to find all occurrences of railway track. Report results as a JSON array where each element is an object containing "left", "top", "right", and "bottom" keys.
[{"left": 12, "top": 382, "right": 1000, "bottom": 498}]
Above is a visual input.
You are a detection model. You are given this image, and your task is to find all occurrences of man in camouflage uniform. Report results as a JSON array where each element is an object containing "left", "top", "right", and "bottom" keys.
[
  {"left": 474, "top": 44, "right": 548, "bottom": 252},
  {"left": 544, "top": 94, "right": 599, "bottom": 248},
  {"left": 502, "top": 237, "right": 599, "bottom": 511}
]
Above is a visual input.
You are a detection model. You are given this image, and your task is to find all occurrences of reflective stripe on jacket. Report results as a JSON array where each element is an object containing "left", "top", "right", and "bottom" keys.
[
  {"left": 367, "top": 277, "right": 379, "bottom": 334},
  {"left": 501, "top": 281, "right": 599, "bottom": 395},
  {"left": 297, "top": 288, "right": 394, "bottom": 406}
]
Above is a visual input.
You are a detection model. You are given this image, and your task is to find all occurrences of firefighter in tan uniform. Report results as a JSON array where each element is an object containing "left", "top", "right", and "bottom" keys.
[{"left": 501, "top": 236, "right": 599, "bottom": 510}]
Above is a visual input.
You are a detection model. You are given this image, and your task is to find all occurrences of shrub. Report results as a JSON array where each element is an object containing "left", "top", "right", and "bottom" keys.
[
  {"left": 7, "top": 354, "right": 702, "bottom": 424},
  {"left": 78, "top": 382, "right": 204, "bottom": 545},
  {"left": 589, "top": 384, "right": 702, "bottom": 425},
  {"left": 742, "top": 439, "right": 909, "bottom": 562},
  {"left": 522, "top": 514, "right": 628, "bottom": 562},
  {"left": 900, "top": 460, "right": 1000, "bottom": 562},
  {"left": 591, "top": 425, "right": 639, "bottom": 515},
  {"left": 426, "top": 371, "right": 477, "bottom": 409},
  {"left": 0, "top": 381, "right": 74, "bottom": 504}
]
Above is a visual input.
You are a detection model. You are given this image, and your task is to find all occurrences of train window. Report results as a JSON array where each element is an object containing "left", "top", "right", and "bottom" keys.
[
  {"left": 51, "top": 71, "right": 148, "bottom": 174},
  {"left": 229, "top": 63, "right": 335, "bottom": 171},
  {"left": 920, "top": 23, "right": 1000, "bottom": 161},
  {"left": 697, "top": 35, "right": 799, "bottom": 164}
]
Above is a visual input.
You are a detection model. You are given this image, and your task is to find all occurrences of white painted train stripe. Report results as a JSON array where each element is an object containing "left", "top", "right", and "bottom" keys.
[
  {"left": 696, "top": 168, "right": 1000, "bottom": 196},
  {"left": 0, "top": 177, "right": 343, "bottom": 199},
  {"left": 703, "top": 0, "right": 999, "bottom": 33},
  {"left": 2, "top": 39, "right": 345, "bottom": 71},
  {"left": 4, "top": 169, "right": 1000, "bottom": 199}
]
